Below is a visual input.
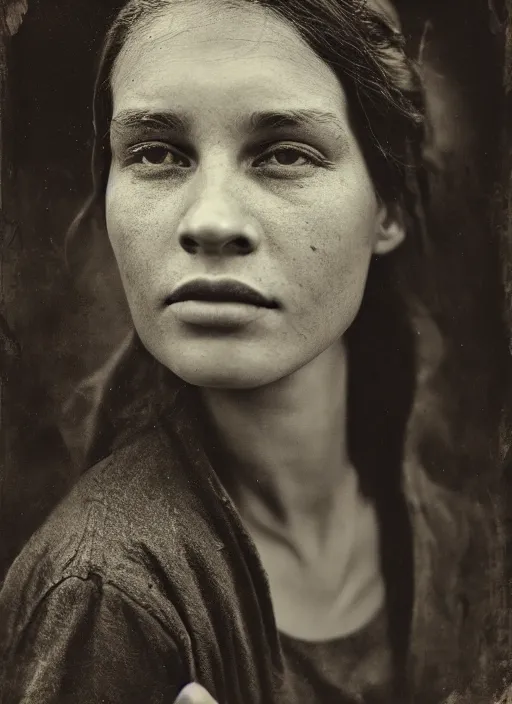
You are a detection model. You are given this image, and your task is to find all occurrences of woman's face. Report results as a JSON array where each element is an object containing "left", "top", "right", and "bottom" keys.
[{"left": 106, "top": 0, "right": 404, "bottom": 389}]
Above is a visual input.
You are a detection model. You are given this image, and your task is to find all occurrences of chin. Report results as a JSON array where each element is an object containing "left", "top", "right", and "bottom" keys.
[
  {"left": 159, "top": 347, "right": 287, "bottom": 391},
  {"left": 170, "top": 362, "right": 278, "bottom": 390}
]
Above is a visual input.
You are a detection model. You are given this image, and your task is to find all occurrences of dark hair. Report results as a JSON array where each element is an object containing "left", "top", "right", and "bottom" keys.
[{"left": 70, "top": 0, "right": 430, "bottom": 693}]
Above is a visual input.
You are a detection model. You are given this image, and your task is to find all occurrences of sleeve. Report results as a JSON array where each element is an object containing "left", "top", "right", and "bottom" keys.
[{"left": 1, "top": 575, "right": 188, "bottom": 704}]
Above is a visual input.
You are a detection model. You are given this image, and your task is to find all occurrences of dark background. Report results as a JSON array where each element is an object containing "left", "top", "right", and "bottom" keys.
[{"left": 0, "top": 0, "right": 510, "bottom": 610}]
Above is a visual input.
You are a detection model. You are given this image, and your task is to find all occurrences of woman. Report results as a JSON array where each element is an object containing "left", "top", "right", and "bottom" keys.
[{"left": 0, "top": 0, "right": 505, "bottom": 702}]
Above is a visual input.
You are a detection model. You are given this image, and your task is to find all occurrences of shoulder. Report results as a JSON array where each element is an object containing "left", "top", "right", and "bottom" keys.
[
  {"left": 0, "top": 421, "right": 273, "bottom": 702},
  {"left": 0, "top": 572, "right": 189, "bottom": 703},
  {"left": 0, "top": 423, "right": 221, "bottom": 647},
  {"left": 4, "top": 425, "right": 183, "bottom": 570}
]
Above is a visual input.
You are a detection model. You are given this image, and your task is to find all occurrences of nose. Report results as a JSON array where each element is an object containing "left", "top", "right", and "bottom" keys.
[{"left": 177, "top": 177, "right": 261, "bottom": 256}]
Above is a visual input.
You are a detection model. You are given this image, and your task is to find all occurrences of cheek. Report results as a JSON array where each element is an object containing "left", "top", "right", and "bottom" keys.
[
  {"left": 291, "top": 184, "right": 378, "bottom": 310},
  {"left": 305, "top": 239, "right": 373, "bottom": 337},
  {"left": 105, "top": 181, "right": 161, "bottom": 300},
  {"left": 275, "top": 186, "right": 378, "bottom": 356}
]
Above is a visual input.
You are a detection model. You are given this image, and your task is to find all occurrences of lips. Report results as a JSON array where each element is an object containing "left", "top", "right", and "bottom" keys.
[
  {"left": 165, "top": 279, "right": 278, "bottom": 309},
  {"left": 164, "top": 278, "right": 279, "bottom": 328}
]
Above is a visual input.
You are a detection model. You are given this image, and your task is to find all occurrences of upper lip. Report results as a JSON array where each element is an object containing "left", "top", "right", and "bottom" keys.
[{"left": 165, "top": 278, "right": 279, "bottom": 308}]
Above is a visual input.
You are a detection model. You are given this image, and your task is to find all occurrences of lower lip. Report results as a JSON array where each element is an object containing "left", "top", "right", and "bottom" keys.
[{"left": 169, "top": 301, "right": 272, "bottom": 327}]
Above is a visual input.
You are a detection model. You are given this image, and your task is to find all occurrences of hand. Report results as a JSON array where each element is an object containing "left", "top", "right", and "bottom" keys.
[{"left": 174, "top": 683, "right": 219, "bottom": 704}]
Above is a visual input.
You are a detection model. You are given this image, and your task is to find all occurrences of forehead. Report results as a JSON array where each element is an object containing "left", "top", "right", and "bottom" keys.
[{"left": 111, "top": 1, "right": 348, "bottom": 120}]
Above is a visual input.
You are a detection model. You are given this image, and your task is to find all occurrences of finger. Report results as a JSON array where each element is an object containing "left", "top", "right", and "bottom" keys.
[{"left": 174, "top": 682, "right": 219, "bottom": 704}]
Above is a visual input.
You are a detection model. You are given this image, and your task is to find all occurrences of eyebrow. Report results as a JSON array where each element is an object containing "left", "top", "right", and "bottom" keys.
[
  {"left": 110, "top": 109, "right": 190, "bottom": 134},
  {"left": 110, "top": 108, "right": 345, "bottom": 137},
  {"left": 247, "top": 109, "right": 345, "bottom": 134}
]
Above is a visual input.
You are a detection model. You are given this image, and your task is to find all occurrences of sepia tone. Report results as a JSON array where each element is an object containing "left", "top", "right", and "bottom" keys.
[{"left": 0, "top": 0, "right": 511, "bottom": 701}]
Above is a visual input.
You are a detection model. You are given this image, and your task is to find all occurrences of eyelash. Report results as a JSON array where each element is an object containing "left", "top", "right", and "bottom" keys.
[
  {"left": 124, "top": 143, "right": 188, "bottom": 166},
  {"left": 122, "top": 141, "right": 332, "bottom": 173},
  {"left": 254, "top": 144, "right": 329, "bottom": 169}
]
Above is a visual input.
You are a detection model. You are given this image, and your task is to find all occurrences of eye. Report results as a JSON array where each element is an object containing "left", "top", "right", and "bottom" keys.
[
  {"left": 253, "top": 145, "right": 325, "bottom": 169},
  {"left": 125, "top": 143, "right": 191, "bottom": 168}
]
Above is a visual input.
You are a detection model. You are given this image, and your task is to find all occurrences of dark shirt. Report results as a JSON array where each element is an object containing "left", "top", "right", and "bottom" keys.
[
  {"left": 0, "top": 394, "right": 506, "bottom": 703},
  {"left": 281, "top": 608, "right": 393, "bottom": 702}
]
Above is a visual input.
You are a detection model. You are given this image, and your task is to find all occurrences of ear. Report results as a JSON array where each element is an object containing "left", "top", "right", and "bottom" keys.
[{"left": 372, "top": 202, "right": 405, "bottom": 256}]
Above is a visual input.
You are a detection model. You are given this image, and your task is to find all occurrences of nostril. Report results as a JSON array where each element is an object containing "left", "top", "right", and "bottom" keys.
[
  {"left": 178, "top": 231, "right": 255, "bottom": 255},
  {"left": 179, "top": 235, "right": 198, "bottom": 254},
  {"left": 231, "top": 235, "right": 253, "bottom": 255}
]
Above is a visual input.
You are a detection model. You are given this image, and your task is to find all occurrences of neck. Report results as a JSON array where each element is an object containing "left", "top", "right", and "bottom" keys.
[{"left": 201, "top": 341, "right": 352, "bottom": 525}]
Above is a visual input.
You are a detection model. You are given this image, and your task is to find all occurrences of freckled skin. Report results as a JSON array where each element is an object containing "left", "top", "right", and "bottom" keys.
[{"left": 106, "top": 1, "right": 404, "bottom": 389}]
